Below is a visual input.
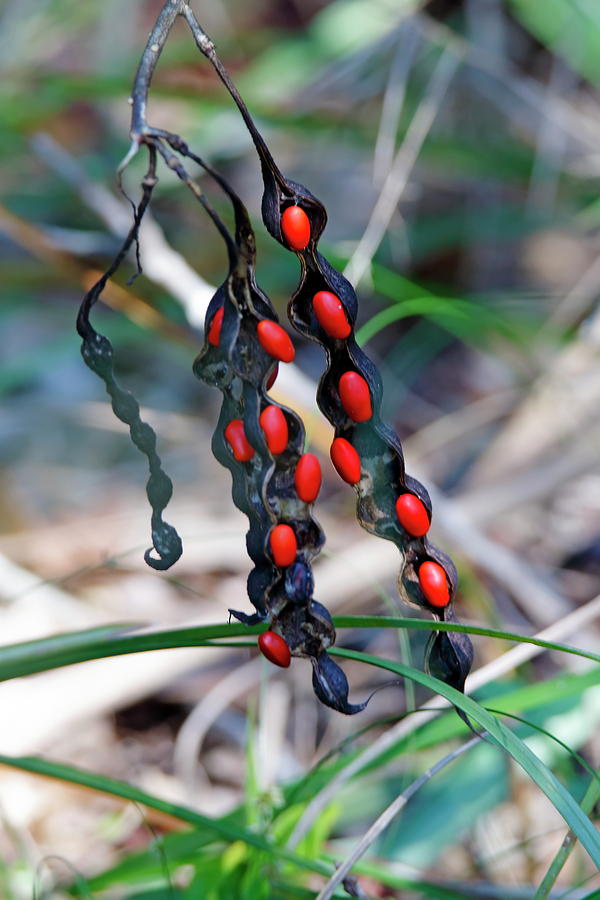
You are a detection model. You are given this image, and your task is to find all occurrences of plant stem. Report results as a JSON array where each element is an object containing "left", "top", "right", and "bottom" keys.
[
  {"left": 533, "top": 776, "right": 600, "bottom": 900},
  {"left": 316, "top": 735, "right": 481, "bottom": 900}
]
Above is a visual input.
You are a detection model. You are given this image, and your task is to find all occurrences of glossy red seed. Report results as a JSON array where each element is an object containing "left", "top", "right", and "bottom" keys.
[
  {"left": 418, "top": 561, "right": 450, "bottom": 608},
  {"left": 258, "top": 631, "right": 291, "bottom": 668},
  {"left": 339, "top": 371, "right": 372, "bottom": 422},
  {"left": 265, "top": 363, "right": 279, "bottom": 390},
  {"left": 294, "top": 453, "right": 322, "bottom": 502},
  {"left": 270, "top": 524, "right": 297, "bottom": 567},
  {"left": 260, "top": 405, "right": 288, "bottom": 454},
  {"left": 312, "top": 291, "right": 351, "bottom": 339},
  {"left": 257, "top": 320, "right": 295, "bottom": 363},
  {"left": 224, "top": 419, "right": 254, "bottom": 462},
  {"left": 207, "top": 305, "right": 224, "bottom": 347},
  {"left": 281, "top": 205, "right": 311, "bottom": 251},
  {"left": 330, "top": 437, "right": 361, "bottom": 484},
  {"left": 395, "top": 493, "right": 430, "bottom": 537}
]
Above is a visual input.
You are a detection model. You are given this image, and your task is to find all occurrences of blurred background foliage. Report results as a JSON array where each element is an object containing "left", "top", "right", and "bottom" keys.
[{"left": 0, "top": 0, "right": 599, "bottom": 898}]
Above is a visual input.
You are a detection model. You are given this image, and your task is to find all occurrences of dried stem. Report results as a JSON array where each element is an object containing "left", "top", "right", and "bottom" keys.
[{"left": 316, "top": 735, "right": 481, "bottom": 900}]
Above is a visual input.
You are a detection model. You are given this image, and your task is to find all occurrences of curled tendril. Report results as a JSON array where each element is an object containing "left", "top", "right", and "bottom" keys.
[{"left": 76, "top": 146, "right": 182, "bottom": 571}]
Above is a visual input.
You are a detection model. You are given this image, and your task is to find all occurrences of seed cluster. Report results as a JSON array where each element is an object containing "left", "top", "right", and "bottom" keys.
[
  {"left": 191, "top": 177, "right": 367, "bottom": 713},
  {"left": 228, "top": 121, "right": 474, "bottom": 695},
  {"left": 77, "top": 1, "right": 473, "bottom": 713}
]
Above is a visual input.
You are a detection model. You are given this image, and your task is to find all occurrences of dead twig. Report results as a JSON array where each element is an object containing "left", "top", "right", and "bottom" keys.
[{"left": 344, "top": 47, "right": 461, "bottom": 286}]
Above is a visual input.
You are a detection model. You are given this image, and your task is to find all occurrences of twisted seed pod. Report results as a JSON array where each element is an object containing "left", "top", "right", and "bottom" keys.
[
  {"left": 280, "top": 204, "right": 471, "bottom": 693},
  {"left": 189, "top": 156, "right": 368, "bottom": 713},
  {"left": 76, "top": 150, "right": 183, "bottom": 571},
  {"left": 186, "top": 36, "right": 473, "bottom": 698}
]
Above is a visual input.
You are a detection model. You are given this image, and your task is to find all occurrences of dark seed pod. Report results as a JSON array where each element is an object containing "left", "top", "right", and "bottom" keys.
[
  {"left": 76, "top": 149, "right": 183, "bottom": 572},
  {"left": 182, "top": 151, "right": 361, "bottom": 711},
  {"left": 194, "top": 49, "right": 474, "bottom": 704},
  {"left": 90, "top": 5, "right": 473, "bottom": 718}
]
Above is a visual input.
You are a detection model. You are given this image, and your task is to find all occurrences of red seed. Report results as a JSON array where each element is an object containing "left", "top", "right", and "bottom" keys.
[
  {"left": 339, "top": 371, "right": 372, "bottom": 422},
  {"left": 294, "top": 453, "right": 322, "bottom": 502},
  {"left": 258, "top": 631, "right": 291, "bottom": 668},
  {"left": 281, "top": 205, "right": 311, "bottom": 251},
  {"left": 418, "top": 561, "right": 450, "bottom": 608},
  {"left": 312, "top": 291, "right": 351, "bottom": 339},
  {"left": 257, "top": 320, "right": 295, "bottom": 363},
  {"left": 395, "top": 493, "right": 430, "bottom": 537},
  {"left": 260, "top": 405, "right": 289, "bottom": 454},
  {"left": 207, "top": 305, "right": 224, "bottom": 347},
  {"left": 330, "top": 437, "right": 361, "bottom": 484},
  {"left": 266, "top": 363, "right": 279, "bottom": 390},
  {"left": 270, "top": 524, "right": 297, "bottom": 567},
  {"left": 224, "top": 419, "right": 254, "bottom": 462}
]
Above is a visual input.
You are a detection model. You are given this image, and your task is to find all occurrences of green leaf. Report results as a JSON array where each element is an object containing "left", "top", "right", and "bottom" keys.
[
  {"left": 0, "top": 754, "right": 331, "bottom": 879},
  {"left": 329, "top": 647, "right": 600, "bottom": 868},
  {"left": 0, "top": 614, "right": 596, "bottom": 686},
  {"left": 508, "top": 0, "right": 600, "bottom": 86},
  {"left": 332, "top": 615, "right": 600, "bottom": 665},
  {"left": 357, "top": 263, "right": 529, "bottom": 349},
  {"left": 0, "top": 622, "right": 262, "bottom": 682}
]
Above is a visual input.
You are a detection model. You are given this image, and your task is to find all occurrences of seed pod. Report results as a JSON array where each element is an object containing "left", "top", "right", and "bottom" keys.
[
  {"left": 395, "top": 493, "right": 430, "bottom": 537},
  {"left": 156, "top": 20, "right": 473, "bottom": 713},
  {"left": 265, "top": 362, "right": 279, "bottom": 390},
  {"left": 207, "top": 305, "right": 224, "bottom": 346},
  {"left": 76, "top": 153, "right": 183, "bottom": 572},
  {"left": 270, "top": 524, "right": 297, "bottom": 567},
  {"left": 257, "top": 320, "right": 295, "bottom": 363},
  {"left": 81, "top": 13, "right": 349, "bottom": 717},
  {"left": 418, "top": 560, "right": 450, "bottom": 608},
  {"left": 294, "top": 453, "right": 322, "bottom": 502},
  {"left": 260, "top": 404, "right": 288, "bottom": 454},
  {"left": 258, "top": 631, "right": 291, "bottom": 667},
  {"left": 284, "top": 560, "right": 314, "bottom": 601},
  {"left": 313, "top": 291, "right": 351, "bottom": 339},
  {"left": 330, "top": 437, "right": 361, "bottom": 485},
  {"left": 281, "top": 205, "right": 311, "bottom": 251},
  {"left": 205, "top": 70, "right": 475, "bottom": 707},
  {"left": 224, "top": 419, "right": 255, "bottom": 462},
  {"left": 339, "top": 372, "right": 372, "bottom": 422}
]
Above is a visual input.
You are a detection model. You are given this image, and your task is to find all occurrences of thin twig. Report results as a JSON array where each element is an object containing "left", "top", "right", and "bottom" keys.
[
  {"left": 287, "top": 594, "right": 600, "bottom": 849},
  {"left": 417, "top": 13, "right": 600, "bottom": 155},
  {"left": 316, "top": 735, "right": 481, "bottom": 900},
  {"left": 173, "top": 657, "right": 261, "bottom": 794},
  {"left": 344, "top": 47, "right": 461, "bottom": 286},
  {"left": 372, "top": 23, "right": 420, "bottom": 186},
  {"left": 128, "top": 0, "right": 185, "bottom": 141},
  {"left": 31, "top": 133, "right": 214, "bottom": 328},
  {"left": 532, "top": 775, "right": 600, "bottom": 900},
  {"left": 525, "top": 50, "right": 574, "bottom": 216},
  {"left": 544, "top": 249, "right": 600, "bottom": 331}
]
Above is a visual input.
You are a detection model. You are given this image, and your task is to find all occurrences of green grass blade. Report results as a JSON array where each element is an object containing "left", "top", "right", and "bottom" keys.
[
  {"left": 330, "top": 647, "right": 600, "bottom": 868},
  {"left": 332, "top": 616, "right": 600, "bottom": 665},
  {"left": 0, "top": 614, "right": 596, "bottom": 686},
  {"left": 0, "top": 754, "right": 330, "bottom": 879},
  {"left": 0, "top": 622, "right": 262, "bottom": 682},
  {"left": 532, "top": 776, "right": 600, "bottom": 900}
]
